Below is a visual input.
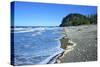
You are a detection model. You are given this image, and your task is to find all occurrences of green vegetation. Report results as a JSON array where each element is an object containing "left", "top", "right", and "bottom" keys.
[
  {"left": 59, "top": 13, "right": 97, "bottom": 27},
  {"left": 88, "top": 14, "right": 97, "bottom": 24}
]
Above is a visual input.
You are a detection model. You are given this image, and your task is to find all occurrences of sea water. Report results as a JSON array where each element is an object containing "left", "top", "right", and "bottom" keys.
[{"left": 11, "top": 26, "right": 64, "bottom": 66}]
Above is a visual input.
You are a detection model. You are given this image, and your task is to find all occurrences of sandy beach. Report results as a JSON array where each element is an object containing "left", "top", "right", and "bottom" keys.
[{"left": 59, "top": 25, "right": 97, "bottom": 63}]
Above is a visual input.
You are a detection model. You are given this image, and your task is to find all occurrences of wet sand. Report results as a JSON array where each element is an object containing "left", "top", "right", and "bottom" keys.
[{"left": 60, "top": 25, "right": 97, "bottom": 63}]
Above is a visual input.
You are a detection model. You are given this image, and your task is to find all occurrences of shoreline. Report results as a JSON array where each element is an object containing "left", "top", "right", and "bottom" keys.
[
  {"left": 40, "top": 25, "right": 97, "bottom": 64},
  {"left": 58, "top": 25, "right": 97, "bottom": 63},
  {"left": 54, "top": 29, "right": 76, "bottom": 63},
  {"left": 46, "top": 27, "right": 76, "bottom": 64}
]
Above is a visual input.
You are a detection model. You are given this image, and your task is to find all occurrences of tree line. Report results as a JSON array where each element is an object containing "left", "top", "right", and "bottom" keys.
[{"left": 59, "top": 13, "right": 97, "bottom": 27}]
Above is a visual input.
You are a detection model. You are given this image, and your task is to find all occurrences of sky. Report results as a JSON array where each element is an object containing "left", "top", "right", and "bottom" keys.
[{"left": 11, "top": 1, "right": 97, "bottom": 26}]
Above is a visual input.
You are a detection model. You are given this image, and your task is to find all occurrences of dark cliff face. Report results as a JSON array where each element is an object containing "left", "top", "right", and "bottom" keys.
[{"left": 59, "top": 13, "right": 97, "bottom": 27}]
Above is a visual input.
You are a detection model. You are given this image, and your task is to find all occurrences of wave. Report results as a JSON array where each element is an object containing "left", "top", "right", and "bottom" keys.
[
  {"left": 12, "top": 27, "right": 63, "bottom": 38},
  {"left": 39, "top": 48, "right": 64, "bottom": 64},
  {"left": 12, "top": 27, "right": 45, "bottom": 33},
  {"left": 45, "top": 27, "right": 61, "bottom": 30},
  {"left": 12, "top": 27, "right": 65, "bottom": 65},
  {"left": 14, "top": 48, "right": 64, "bottom": 65},
  {"left": 12, "top": 27, "right": 62, "bottom": 33}
]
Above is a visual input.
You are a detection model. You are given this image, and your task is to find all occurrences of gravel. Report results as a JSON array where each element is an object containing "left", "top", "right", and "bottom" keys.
[{"left": 61, "top": 25, "right": 97, "bottom": 63}]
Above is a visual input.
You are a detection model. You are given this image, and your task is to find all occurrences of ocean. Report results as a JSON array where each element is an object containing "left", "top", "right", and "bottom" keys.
[{"left": 11, "top": 26, "right": 64, "bottom": 66}]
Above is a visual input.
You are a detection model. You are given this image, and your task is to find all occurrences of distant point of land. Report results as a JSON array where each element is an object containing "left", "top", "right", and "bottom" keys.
[{"left": 59, "top": 13, "right": 97, "bottom": 27}]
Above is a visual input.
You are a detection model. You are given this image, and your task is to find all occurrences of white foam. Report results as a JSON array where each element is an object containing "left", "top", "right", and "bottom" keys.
[
  {"left": 44, "top": 27, "right": 62, "bottom": 31},
  {"left": 32, "top": 31, "right": 43, "bottom": 36},
  {"left": 13, "top": 27, "right": 45, "bottom": 33},
  {"left": 39, "top": 49, "right": 64, "bottom": 64},
  {"left": 13, "top": 28, "right": 25, "bottom": 31}
]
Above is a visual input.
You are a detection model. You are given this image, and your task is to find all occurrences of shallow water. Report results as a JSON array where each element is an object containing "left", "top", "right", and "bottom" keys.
[{"left": 11, "top": 26, "right": 64, "bottom": 65}]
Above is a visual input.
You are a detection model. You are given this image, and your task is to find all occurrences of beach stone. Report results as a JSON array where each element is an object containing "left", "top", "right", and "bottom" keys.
[{"left": 60, "top": 37, "right": 69, "bottom": 49}]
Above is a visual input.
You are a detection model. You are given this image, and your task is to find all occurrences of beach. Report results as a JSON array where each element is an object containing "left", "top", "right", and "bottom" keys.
[
  {"left": 11, "top": 25, "right": 97, "bottom": 65},
  {"left": 59, "top": 25, "right": 97, "bottom": 63}
]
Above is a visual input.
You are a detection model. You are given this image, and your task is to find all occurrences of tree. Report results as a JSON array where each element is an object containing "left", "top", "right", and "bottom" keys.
[{"left": 59, "top": 13, "right": 91, "bottom": 27}]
